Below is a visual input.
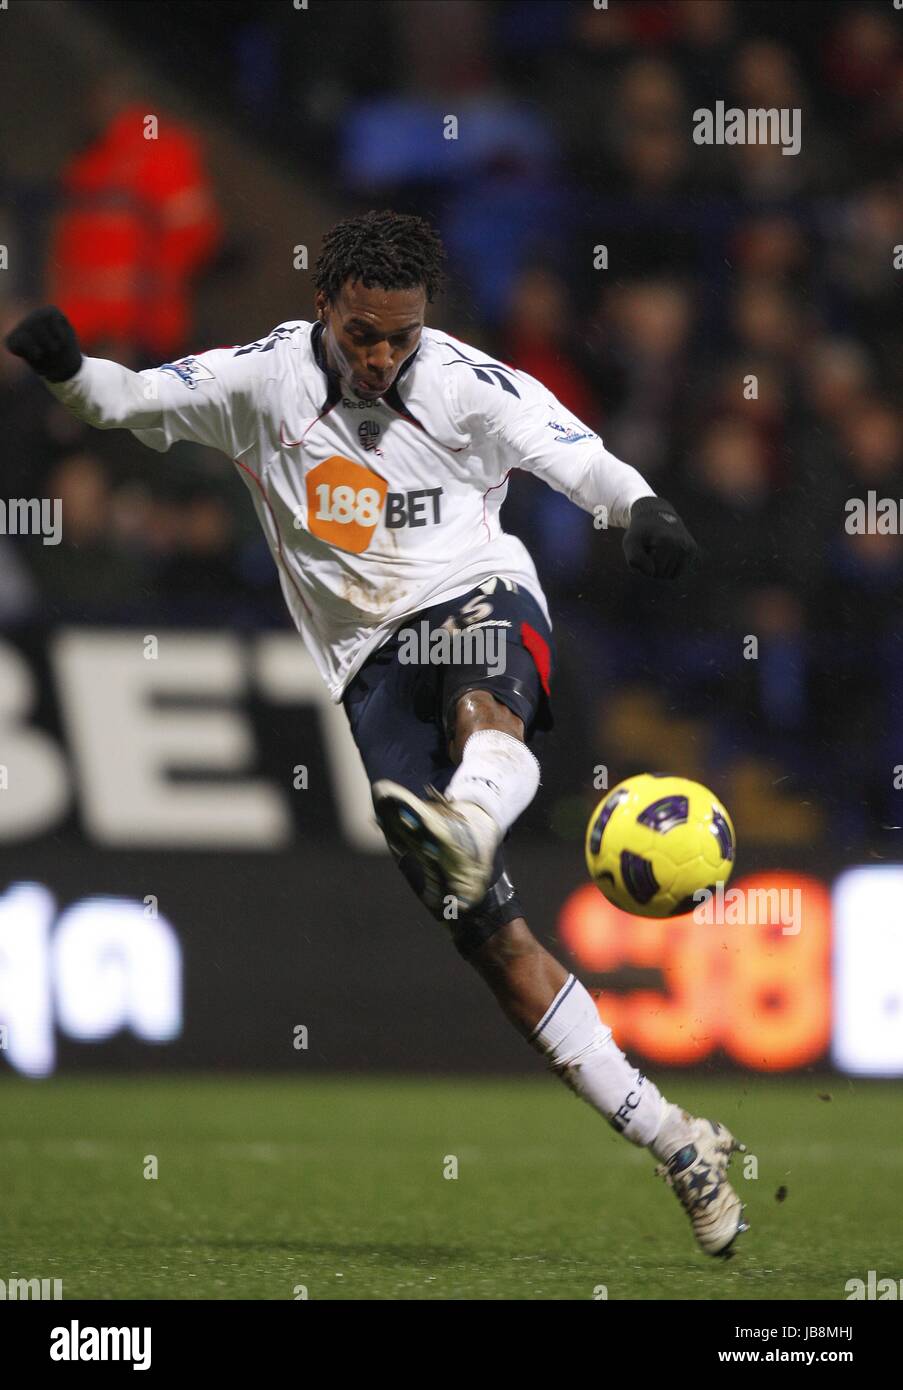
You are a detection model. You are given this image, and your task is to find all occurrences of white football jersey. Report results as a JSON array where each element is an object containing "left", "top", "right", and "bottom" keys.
[{"left": 47, "top": 320, "right": 654, "bottom": 700}]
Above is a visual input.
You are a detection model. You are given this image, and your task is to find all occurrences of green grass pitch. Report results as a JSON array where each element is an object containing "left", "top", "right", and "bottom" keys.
[{"left": 3, "top": 1074, "right": 900, "bottom": 1300}]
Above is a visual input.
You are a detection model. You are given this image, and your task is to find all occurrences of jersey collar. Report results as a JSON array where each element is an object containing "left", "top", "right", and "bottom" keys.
[{"left": 310, "top": 318, "right": 422, "bottom": 409}]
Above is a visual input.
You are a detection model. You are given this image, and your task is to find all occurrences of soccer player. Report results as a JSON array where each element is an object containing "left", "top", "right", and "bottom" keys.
[{"left": 6, "top": 209, "right": 747, "bottom": 1257}]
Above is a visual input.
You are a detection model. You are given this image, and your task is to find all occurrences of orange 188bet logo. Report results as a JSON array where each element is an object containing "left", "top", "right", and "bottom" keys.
[{"left": 305, "top": 457, "right": 388, "bottom": 554}]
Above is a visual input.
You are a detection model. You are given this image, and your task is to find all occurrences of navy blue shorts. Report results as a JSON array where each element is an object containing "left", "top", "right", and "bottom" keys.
[
  {"left": 342, "top": 577, "right": 556, "bottom": 956},
  {"left": 342, "top": 577, "right": 555, "bottom": 797}
]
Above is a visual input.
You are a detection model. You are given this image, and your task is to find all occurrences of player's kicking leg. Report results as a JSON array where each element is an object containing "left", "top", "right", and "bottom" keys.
[
  {"left": 372, "top": 688, "right": 749, "bottom": 1260},
  {"left": 372, "top": 689, "right": 530, "bottom": 912}
]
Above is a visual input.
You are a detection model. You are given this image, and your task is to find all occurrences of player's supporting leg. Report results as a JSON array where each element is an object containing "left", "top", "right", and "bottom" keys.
[{"left": 442, "top": 690, "right": 748, "bottom": 1258}]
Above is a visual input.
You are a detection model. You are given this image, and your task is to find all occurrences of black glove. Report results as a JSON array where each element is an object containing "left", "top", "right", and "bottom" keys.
[
  {"left": 623, "top": 495, "right": 698, "bottom": 580},
  {"left": 4, "top": 305, "right": 83, "bottom": 382}
]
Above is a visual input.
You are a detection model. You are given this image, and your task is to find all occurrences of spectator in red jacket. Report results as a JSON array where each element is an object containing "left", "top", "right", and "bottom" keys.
[{"left": 47, "top": 74, "right": 223, "bottom": 365}]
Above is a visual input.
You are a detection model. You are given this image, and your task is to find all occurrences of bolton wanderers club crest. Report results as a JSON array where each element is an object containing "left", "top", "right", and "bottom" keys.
[{"left": 358, "top": 420, "right": 383, "bottom": 456}]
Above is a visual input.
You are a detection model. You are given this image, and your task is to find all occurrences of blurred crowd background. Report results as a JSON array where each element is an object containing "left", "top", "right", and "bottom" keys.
[{"left": 1, "top": 0, "right": 901, "bottom": 853}]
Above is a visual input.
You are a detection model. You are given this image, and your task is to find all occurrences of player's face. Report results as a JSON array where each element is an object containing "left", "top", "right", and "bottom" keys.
[{"left": 315, "top": 281, "right": 425, "bottom": 401}]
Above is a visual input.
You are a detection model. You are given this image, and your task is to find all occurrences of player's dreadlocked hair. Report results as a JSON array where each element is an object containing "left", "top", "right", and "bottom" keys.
[{"left": 313, "top": 209, "right": 447, "bottom": 305}]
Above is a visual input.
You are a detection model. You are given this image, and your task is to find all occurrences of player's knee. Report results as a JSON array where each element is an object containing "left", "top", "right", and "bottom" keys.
[{"left": 450, "top": 689, "right": 524, "bottom": 762}]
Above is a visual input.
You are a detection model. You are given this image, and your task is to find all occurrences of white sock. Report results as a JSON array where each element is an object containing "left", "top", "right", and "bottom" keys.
[
  {"left": 445, "top": 729, "right": 540, "bottom": 835},
  {"left": 530, "top": 974, "right": 672, "bottom": 1149}
]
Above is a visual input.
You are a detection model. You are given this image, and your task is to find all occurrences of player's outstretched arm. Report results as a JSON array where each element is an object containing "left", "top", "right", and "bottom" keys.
[
  {"left": 5, "top": 305, "right": 258, "bottom": 458},
  {"left": 5, "top": 304, "right": 171, "bottom": 439},
  {"left": 449, "top": 360, "right": 698, "bottom": 580}
]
